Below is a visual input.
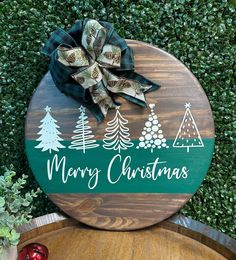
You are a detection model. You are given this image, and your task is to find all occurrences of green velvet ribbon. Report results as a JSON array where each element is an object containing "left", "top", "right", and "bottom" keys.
[{"left": 42, "top": 18, "right": 160, "bottom": 122}]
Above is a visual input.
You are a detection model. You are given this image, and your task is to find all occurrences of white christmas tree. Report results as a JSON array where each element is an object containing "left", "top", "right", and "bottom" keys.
[
  {"left": 173, "top": 103, "right": 204, "bottom": 152},
  {"left": 137, "top": 103, "right": 169, "bottom": 152},
  {"left": 35, "top": 106, "right": 65, "bottom": 153},
  {"left": 69, "top": 106, "right": 99, "bottom": 153},
  {"left": 103, "top": 107, "right": 133, "bottom": 153}
]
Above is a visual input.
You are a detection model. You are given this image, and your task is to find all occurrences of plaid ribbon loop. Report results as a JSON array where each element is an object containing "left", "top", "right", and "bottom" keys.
[{"left": 42, "top": 18, "right": 160, "bottom": 122}]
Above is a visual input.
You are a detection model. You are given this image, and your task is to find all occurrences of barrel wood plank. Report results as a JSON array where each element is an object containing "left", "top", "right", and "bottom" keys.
[{"left": 18, "top": 214, "right": 236, "bottom": 260}]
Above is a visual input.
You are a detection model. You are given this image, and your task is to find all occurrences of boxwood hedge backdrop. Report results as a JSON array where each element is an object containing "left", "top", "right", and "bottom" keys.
[{"left": 1, "top": 0, "right": 235, "bottom": 238}]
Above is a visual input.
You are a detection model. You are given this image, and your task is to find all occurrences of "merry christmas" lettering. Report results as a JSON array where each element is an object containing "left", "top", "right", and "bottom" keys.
[
  {"left": 107, "top": 154, "right": 188, "bottom": 184},
  {"left": 47, "top": 154, "right": 189, "bottom": 190},
  {"left": 47, "top": 155, "right": 100, "bottom": 189}
]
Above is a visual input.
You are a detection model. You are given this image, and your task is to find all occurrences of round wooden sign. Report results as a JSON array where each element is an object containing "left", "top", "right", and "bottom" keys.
[{"left": 25, "top": 40, "right": 214, "bottom": 230}]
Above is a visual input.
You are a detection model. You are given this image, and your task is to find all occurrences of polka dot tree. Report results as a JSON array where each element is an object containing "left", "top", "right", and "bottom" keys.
[{"left": 137, "top": 104, "right": 169, "bottom": 152}]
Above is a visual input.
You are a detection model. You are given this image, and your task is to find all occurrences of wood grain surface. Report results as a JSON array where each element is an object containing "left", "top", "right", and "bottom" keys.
[
  {"left": 48, "top": 193, "right": 191, "bottom": 230},
  {"left": 18, "top": 213, "right": 236, "bottom": 260},
  {"left": 25, "top": 40, "right": 215, "bottom": 230},
  {"left": 25, "top": 40, "right": 214, "bottom": 140}
]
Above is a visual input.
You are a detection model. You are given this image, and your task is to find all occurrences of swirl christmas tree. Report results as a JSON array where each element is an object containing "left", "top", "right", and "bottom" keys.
[{"left": 69, "top": 106, "right": 99, "bottom": 153}]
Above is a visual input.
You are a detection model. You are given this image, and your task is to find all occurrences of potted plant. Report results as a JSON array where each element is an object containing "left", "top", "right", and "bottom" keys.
[{"left": 0, "top": 168, "right": 40, "bottom": 260}]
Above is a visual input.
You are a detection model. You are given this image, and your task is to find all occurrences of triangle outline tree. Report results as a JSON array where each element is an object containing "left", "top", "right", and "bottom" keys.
[
  {"left": 35, "top": 106, "right": 65, "bottom": 153},
  {"left": 103, "top": 107, "right": 133, "bottom": 153},
  {"left": 69, "top": 105, "right": 99, "bottom": 153},
  {"left": 172, "top": 103, "right": 204, "bottom": 152},
  {"left": 137, "top": 103, "right": 169, "bottom": 153}
]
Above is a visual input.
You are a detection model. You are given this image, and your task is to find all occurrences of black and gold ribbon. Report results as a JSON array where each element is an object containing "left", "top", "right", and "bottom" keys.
[{"left": 42, "top": 18, "right": 160, "bottom": 121}]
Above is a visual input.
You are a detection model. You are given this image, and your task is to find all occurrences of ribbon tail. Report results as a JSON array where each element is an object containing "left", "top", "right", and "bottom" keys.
[
  {"left": 89, "top": 81, "right": 119, "bottom": 117},
  {"left": 84, "top": 103, "right": 105, "bottom": 123},
  {"left": 103, "top": 68, "right": 153, "bottom": 107},
  {"left": 50, "top": 74, "right": 106, "bottom": 123},
  {"left": 118, "top": 93, "right": 146, "bottom": 107},
  {"left": 112, "top": 70, "right": 161, "bottom": 92}
]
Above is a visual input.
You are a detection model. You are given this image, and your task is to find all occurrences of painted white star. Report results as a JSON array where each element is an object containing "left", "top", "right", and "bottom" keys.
[
  {"left": 185, "top": 103, "right": 191, "bottom": 109},
  {"left": 44, "top": 106, "right": 51, "bottom": 112},
  {"left": 79, "top": 105, "right": 86, "bottom": 113}
]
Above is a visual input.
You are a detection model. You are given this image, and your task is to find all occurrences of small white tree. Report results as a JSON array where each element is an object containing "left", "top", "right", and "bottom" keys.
[
  {"left": 173, "top": 103, "right": 204, "bottom": 152},
  {"left": 69, "top": 106, "right": 99, "bottom": 153},
  {"left": 137, "top": 103, "right": 169, "bottom": 152},
  {"left": 103, "top": 107, "right": 133, "bottom": 153},
  {"left": 35, "top": 106, "right": 65, "bottom": 153}
]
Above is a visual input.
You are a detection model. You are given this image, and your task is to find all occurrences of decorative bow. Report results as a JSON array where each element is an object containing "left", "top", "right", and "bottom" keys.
[{"left": 42, "top": 19, "right": 160, "bottom": 122}]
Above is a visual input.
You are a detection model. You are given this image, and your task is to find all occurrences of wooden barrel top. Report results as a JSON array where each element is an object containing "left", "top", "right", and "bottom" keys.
[
  {"left": 25, "top": 40, "right": 215, "bottom": 230},
  {"left": 18, "top": 213, "right": 236, "bottom": 260}
]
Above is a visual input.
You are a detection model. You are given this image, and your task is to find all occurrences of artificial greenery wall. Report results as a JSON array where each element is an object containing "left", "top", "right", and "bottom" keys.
[{"left": 1, "top": 0, "right": 235, "bottom": 238}]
